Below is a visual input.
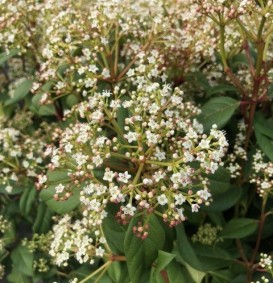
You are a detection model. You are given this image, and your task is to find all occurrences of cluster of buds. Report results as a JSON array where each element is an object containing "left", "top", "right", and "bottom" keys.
[{"left": 191, "top": 223, "right": 222, "bottom": 245}]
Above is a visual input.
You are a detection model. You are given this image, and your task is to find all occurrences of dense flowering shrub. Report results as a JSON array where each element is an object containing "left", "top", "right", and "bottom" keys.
[{"left": 1, "top": 0, "right": 273, "bottom": 283}]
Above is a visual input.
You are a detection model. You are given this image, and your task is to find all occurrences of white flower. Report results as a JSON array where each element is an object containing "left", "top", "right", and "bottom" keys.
[
  {"left": 199, "top": 139, "right": 210, "bottom": 149},
  {"left": 197, "top": 189, "right": 211, "bottom": 200},
  {"left": 118, "top": 171, "right": 131, "bottom": 183},
  {"left": 157, "top": 194, "right": 168, "bottom": 205},
  {"left": 103, "top": 169, "right": 115, "bottom": 182},
  {"left": 5, "top": 185, "right": 13, "bottom": 193},
  {"left": 92, "top": 155, "right": 103, "bottom": 167},
  {"left": 127, "top": 68, "right": 135, "bottom": 77},
  {"left": 55, "top": 184, "right": 65, "bottom": 194},
  {"left": 73, "top": 153, "right": 88, "bottom": 166},
  {"left": 88, "top": 64, "right": 98, "bottom": 73},
  {"left": 95, "top": 246, "right": 105, "bottom": 257},
  {"left": 191, "top": 204, "right": 200, "bottom": 212},
  {"left": 124, "top": 131, "right": 138, "bottom": 143},
  {"left": 64, "top": 143, "right": 73, "bottom": 153},
  {"left": 174, "top": 193, "right": 186, "bottom": 205},
  {"left": 38, "top": 175, "right": 47, "bottom": 184},
  {"left": 122, "top": 204, "right": 136, "bottom": 216},
  {"left": 102, "top": 68, "right": 110, "bottom": 78}
]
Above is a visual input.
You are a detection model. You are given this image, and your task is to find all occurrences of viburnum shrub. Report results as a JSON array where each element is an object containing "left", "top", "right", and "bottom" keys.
[{"left": 1, "top": 0, "right": 273, "bottom": 283}]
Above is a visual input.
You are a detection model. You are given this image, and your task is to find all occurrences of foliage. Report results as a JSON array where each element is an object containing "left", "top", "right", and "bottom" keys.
[{"left": 1, "top": 0, "right": 273, "bottom": 282}]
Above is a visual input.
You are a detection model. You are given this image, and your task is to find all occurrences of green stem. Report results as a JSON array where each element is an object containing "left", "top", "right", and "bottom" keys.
[
  {"left": 219, "top": 24, "right": 228, "bottom": 69},
  {"left": 78, "top": 261, "right": 112, "bottom": 283},
  {"left": 133, "top": 162, "right": 145, "bottom": 185}
]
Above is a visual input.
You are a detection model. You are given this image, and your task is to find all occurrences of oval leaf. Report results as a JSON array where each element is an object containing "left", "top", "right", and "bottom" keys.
[
  {"left": 199, "top": 97, "right": 240, "bottom": 132},
  {"left": 219, "top": 218, "right": 258, "bottom": 239},
  {"left": 124, "top": 215, "right": 165, "bottom": 283},
  {"left": 5, "top": 79, "right": 33, "bottom": 106}
]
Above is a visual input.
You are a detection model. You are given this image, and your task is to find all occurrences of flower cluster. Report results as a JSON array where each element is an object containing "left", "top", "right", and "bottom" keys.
[
  {"left": 0, "top": 215, "right": 10, "bottom": 252},
  {"left": 40, "top": 81, "right": 228, "bottom": 234},
  {"left": 49, "top": 214, "right": 106, "bottom": 266},
  {"left": 250, "top": 151, "right": 273, "bottom": 197},
  {"left": 226, "top": 121, "right": 247, "bottom": 178},
  {"left": 0, "top": 111, "right": 48, "bottom": 194}
]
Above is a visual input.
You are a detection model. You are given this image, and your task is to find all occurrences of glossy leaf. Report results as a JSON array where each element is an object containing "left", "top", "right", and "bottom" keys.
[
  {"left": 5, "top": 79, "right": 33, "bottom": 106},
  {"left": 124, "top": 215, "right": 165, "bottom": 283},
  {"left": 198, "top": 97, "right": 240, "bottom": 131},
  {"left": 0, "top": 49, "right": 18, "bottom": 65},
  {"left": 11, "top": 245, "right": 33, "bottom": 276},
  {"left": 219, "top": 218, "right": 258, "bottom": 239}
]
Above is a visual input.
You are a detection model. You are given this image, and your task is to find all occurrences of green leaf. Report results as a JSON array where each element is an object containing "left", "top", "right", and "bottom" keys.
[
  {"left": 156, "top": 251, "right": 176, "bottom": 271},
  {"left": 8, "top": 268, "right": 30, "bottom": 283},
  {"left": 219, "top": 218, "right": 258, "bottom": 239},
  {"left": 40, "top": 170, "right": 80, "bottom": 214},
  {"left": 207, "top": 84, "right": 237, "bottom": 97},
  {"left": 124, "top": 215, "right": 165, "bottom": 283},
  {"left": 5, "top": 79, "right": 33, "bottom": 106},
  {"left": 31, "top": 92, "right": 56, "bottom": 116},
  {"left": 255, "top": 130, "right": 273, "bottom": 162},
  {"left": 0, "top": 49, "right": 18, "bottom": 65},
  {"left": 66, "top": 94, "right": 79, "bottom": 107},
  {"left": 107, "top": 262, "right": 130, "bottom": 283},
  {"left": 47, "top": 170, "right": 70, "bottom": 182},
  {"left": 176, "top": 224, "right": 202, "bottom": 270},
  {"left": 191, "top": 243, "right": 235, "bottom": 270},
  {"left": 11, "top": 245, "right": 33, "bottom": 276},
  {"left": 165, "top": 262, "right": 192, "bottom": 283},
  {"left": 254, "top": 113, "right": 273, "bottom": 161},
  {"left": 208, "top": 166, "right": 231, "bottom": 195},
  {"left": 198, "top": 97, "right": 240, "bottom": 131},
  {"left": 40, "top": 185, "right": 80, "bottom": 214},
  {"left": 150, "top": 251, "right": 176, "bottom": 283},
  {"left": 33, "top": 202, "right": 54, "bottom": 233},
  {"left": 202, "top": 185, "right": 242, "bottom": 212},
  {"left": 19, "top": 187, "right": 37, "bottom": 216},
  {"left": 209, "top": 270, "right": 233, "bottom": 283},
  {"left": 254, "top": 113, "right": 273, "bottom": 140},
  {"left": 102, "top": 204, "right": 127, "bottom": 253}
]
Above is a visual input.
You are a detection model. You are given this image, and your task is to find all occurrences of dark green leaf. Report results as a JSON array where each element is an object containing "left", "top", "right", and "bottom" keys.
[
  {"left": 202, "top": 185, "right": 242, "bottom": 212},
  {"left": 208, "top": 166, "right": 231, "bottom": 195},
  {"left": 198, "top": 97, "right": 240, "bottom": 131},
  {"left": 176, "top": 224, "right": 202, "bottom": 270},
  {"left": 40, "top": 185, "right": 80, "bottom": 214},
  {"left": 254, "top": 113, "right": 273, "bottom": 139},
  {"left": 219, "top": 218, "right": 258, "bottom": 239},
  {"left": 156, "top": 251, "right": 176, "bottom": 272},
  {"left": 8, "top": 269, "right": 30, "bottom": 283},
  {"left": 124, "top": 215, "right": 165, "bottom": 283},
  {"left": 102, "top": 204, "right": 127, "bottom": 253},
  {"left": 107, "top": 262, "right": 130, "bottom": 283},
  {"left": 0, "top": 49, "right": 18, "bottom": 65},
  {"left": 5, "top": 79, "right": 33, "bottom": 106},
  {"left": 33, "top": 202, "right": 54, "bottom": 233},
  {"left": 19, "top": 187, "right": 36, "bottom": 216},
  {"left": 11, "top": 245, "right": 33, "bottom": 276},
  {"left": 207, "top": 84, "right": 237, "bottom": 97}
]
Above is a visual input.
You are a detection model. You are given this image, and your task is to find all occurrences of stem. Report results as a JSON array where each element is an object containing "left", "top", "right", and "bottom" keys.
[
  {"left": 219, "top": 24, "right": 228, "bottom": 69},
  {"left": 247, "top": 196, "right": 267, "bottom": 282},
  {"left": 132, "top": 162, "right": 145, "bottom": 185},
  {"left": 78, "top": 261, "right": 112, "bottom": 283},
  {"left": 117, "top": 38, "right": 153, "bottom": 81},
  {"left": 160, "top": 269, "right": 170, "bottom": 283}
]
